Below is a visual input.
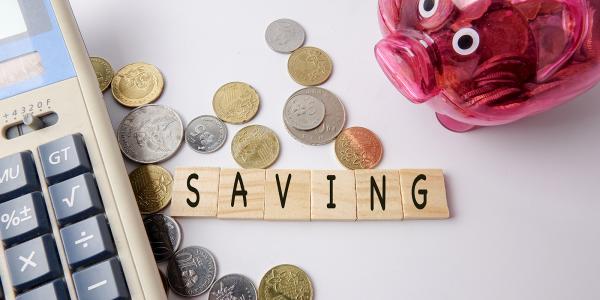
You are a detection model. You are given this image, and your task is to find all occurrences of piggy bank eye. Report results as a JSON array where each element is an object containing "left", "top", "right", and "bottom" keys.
[
  {"left": 418, "top": 0, "right": 438, "bottom": 18},
  {"left": 452, "top": 28, "right": 480, "bottom": 55}
]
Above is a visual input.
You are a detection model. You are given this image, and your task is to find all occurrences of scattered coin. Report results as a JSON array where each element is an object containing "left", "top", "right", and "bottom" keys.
[
  {"left": 288, "top": 46, "right": 333, "bottom": 86},
  {"left": 112, "top": 62, "right": 164, "bottom": 107},
  {"left": 209, "top": 274, "right": 257, "bottom": 300},
  {"left": 129, "top": 165, "right": 173, "bottom": 214},
  {"left": 265, "top": 19, "right": 306, "bottom": 53},
  {"left": 117, "top": 104, "right": 184, "bottom": 164},
  {"left": 90, "top": 57, "right": 113, "bottom": 92},
  {"left": 232, "top": 125, "right": 280, "bottom": 169},
  {"left": 159, "top": 269, "right": 169, "bottom": 294},
  {"left": 283, "top": 94, "right": 326, "bottom": 131},
  {"left": 259, "top": 264, "right": 313, "bottom": 300},
  {"left": 143, "top": 214, "right": 182, "bottom": 262},
  {"left": 213, "top": 82, "right": 260, "bottom": 124},
  {"left": 285, "top": 87, "right": 346, "bottom": 145},
  {"left": 185, "top": 115, "right": 228, "bottom": 153},
  {"left": 335, "top": 126, "right": 383, "bottom": 169},
  {"left": 167, "top": 246, "right": 218, "bottom": 297}
]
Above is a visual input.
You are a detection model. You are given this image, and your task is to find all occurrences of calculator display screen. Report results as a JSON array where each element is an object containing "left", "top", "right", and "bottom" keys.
[{"left": 0, "top": 0, "right": 76, "bottom": 100}]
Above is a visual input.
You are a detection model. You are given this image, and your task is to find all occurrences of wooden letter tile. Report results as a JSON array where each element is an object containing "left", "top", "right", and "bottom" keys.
[
  {"left": 264, "top": 170, "right": 311, "bottom": 221},
  {"left": 218, "top": 169, "right": 265, "bottom": 219},
  {"left": 311, "top": 170, "right": 357, "bottom": 221},
  {"left": 172, "top": 167, "right": 219, "bottom": 217},
  {"left": 355, "top": 169, "right": 403, "bottom": 220},
  {"left": 399, "top": 169, "right": 449, "bottom": 219}
]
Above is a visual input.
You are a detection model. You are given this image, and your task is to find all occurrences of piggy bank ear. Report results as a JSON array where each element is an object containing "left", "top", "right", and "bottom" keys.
[{"left": 379, "top": 0, "right": 402, "bottom": 34}]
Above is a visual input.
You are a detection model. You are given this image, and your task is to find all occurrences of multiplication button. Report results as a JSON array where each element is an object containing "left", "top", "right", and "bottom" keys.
[
  {"left": 0, "top": 152, "right": 39, "bottom": 202},
  {"left": 38, "top": 134, "right": 91, "bottom": 185},
  {"left": 60, "top": 215, "right": 116, "bottom": 269},
  {"left": 4, "top": 234, "right": 62, "bottom": 291},
  {"left": 73, "top": 257, "right": 130, "bottom": 300},
  {"left": 49, "top": 173, "right": 103, "bottom": 226},
  {"left": 0, "top": 192, "right": 50, "bottom": 246}
]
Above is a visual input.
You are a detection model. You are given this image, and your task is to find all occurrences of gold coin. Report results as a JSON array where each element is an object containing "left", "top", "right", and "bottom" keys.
[
  {"left": 232, "top": 125, "right": 280, "bottom": 169},
  {"left": 90, "top": 57, "right": 113, "bottom": 92},
  {"left": 335, "top": 126, "right": 383, "bottom": 170},
  {"left": 259, "top": 264, "right": 313, "bottom": 300},
  {"left": 213, "top": 82, "right": 260, "bottom": 124},
  {"left": 288, "top": 46, "right": 333, "bottom": 86},
  {"left": 129, "top": 165, "right": 173, "bottom": 214},
  {"left": 112, "top": 62, "right": 164, "bottom": 107}
]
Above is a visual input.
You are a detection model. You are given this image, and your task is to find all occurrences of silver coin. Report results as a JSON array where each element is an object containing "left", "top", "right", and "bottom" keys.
[
  {"left": 143, "top": 214, "right": 182, "bottom": 263},
  {"left": 265, "top": 19, "right": 306, "bottom": 53},
  {"left": 117, "top": 104, "right": 184, "bottom": 164},
  {"left": 185, "top": 115, "right": 227, "bottom": 153},
  {"left": 283, "top": 94, "right": 326, "bottom": 131},
  {"left": 284, "top": 87, "right": 346, "bottom": 145},
  {"left": 209, "top": 274, "right": 257, "bottom": 300},
  {"left": 167, "top": 246, "right": 218, "bottom": 297}
]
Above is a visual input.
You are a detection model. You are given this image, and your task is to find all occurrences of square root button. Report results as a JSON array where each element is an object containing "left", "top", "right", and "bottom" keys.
[
  {"left": 60, "top": 215, "right": 115, "bottom": 269},
  {"left": 0, "top": 192, "right": 51, "bottom": 246},
  {"left": 0, "top": 152, "right": 39, "bottom": 203},
  {"left": 4, "top": 234, "right": 62, "bottom": 291},
  {"left": 49, "top": 173, "right": 103, "bottom": 226},
  {"left": 73, "top": 257, "right": 130, "bottom": 300},
  {"left": 38, "top": 134, "right": 91, "bottom": 185}
]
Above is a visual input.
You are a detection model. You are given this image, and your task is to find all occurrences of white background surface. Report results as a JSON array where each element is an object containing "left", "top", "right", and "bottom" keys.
[{"left": 70, "top": 1, "right": 600, "bottom": 299}]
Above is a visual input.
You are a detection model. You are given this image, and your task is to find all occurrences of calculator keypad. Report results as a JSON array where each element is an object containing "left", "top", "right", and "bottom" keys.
[{"left": 0, "top": 134, "right": 129, "bottom": 298}]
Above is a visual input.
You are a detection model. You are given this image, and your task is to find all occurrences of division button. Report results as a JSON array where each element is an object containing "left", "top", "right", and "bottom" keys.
[
  {"left": 4, "top": 234, "right": 62, "bottom": 291},
  {"left": 73, "top": 257, "right": 130, "bottom": 300},
  {"left": 60, "top": 215, "right": 115, "bottom": 269}
]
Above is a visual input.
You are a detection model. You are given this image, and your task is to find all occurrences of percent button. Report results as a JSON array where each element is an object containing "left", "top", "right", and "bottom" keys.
[{"left": 0, "top": 192, "right": 50, "bottom": 246}]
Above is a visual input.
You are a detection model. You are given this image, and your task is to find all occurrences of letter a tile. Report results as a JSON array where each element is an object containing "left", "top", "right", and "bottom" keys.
[{"left": 218, "top": 169, "right": 265, "bottom": 219}]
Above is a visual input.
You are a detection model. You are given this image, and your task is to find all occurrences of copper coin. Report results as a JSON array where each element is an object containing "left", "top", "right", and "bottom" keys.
[{"left": 334, "top": 127, "right": 383, "bottom": 170}]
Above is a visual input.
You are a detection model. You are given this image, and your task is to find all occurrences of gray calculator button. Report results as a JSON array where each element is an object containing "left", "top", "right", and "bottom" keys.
[
  {"left": 0, "top": 192, "right": 50, "bottom": 246},
  {"left": 38, "top": 134, "right": 91, "bottom": 185},
  {"left": 0, "top": 152, "right": 39, "bottom": 202},
  {"left": 49, "top": 173, "right": 103, "bottom": 226},
  {"left": 60, "top": 215, "right": 115, "bottom": 269},
  {"left": 15, "top": 279, "right": 69, "bottom": 300},
  {"left": 73, "top": 257, "right": 130, "bottom": 300},
  {"left": 5, "top": 234, "right": 62, "bottom": 291}
]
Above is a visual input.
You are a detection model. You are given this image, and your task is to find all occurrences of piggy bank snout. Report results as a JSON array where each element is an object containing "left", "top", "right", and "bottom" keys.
[{"left": 375, "top": 30, "right": 439, "bottom": 104}]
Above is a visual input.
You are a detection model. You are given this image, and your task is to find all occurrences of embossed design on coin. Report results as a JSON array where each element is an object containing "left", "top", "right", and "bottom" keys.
[
  {"left": 285, "top": 87, "right": 346, "bottom": 145},
  {"left": 265, "top": 19, "right": 306, "bottom": 53},
  {"left": 112, "top": 62, "right": 164, "bottom": 107},
  {"left": 288, "top": 47, "right": 333, "bottom": 86},
  {"left": 185, "top": 115, "right": 228, "bottom": 153},
  {"left": 213, "top": 82, "right": 260, "bottom": 124},
  {"left": 129, "top": 165, "right": 173, "bottom": 214},
  {"left": 335, "top": 127, "right": 383, "bottom": 170},
  {"left": 90, "top": 57, "right": 113, "bottom": 92},
  {"left": 168, "top": 246, "right": 218, "bottom": 297},
  {"left": 259, "top": 264, "right": 313, "bottom": 300},
  {"left": 143, "top": 214, "right": 181, "bottom": 262},
  {"left": 209, "top": 274, "right": 257, "bottom": 300},
  {"left": 232, "top": 125, "right": 280, "bottom": 169},
  {"left": 284, "top": 94, "right": 325, "bottom": 131},
  {"left": 118, "top": 104, "right": 183, "bottom": 163}
]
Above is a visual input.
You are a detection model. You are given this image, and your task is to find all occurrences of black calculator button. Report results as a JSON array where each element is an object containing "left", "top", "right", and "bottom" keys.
[
  {"left": 0, "top": 152, "right": 39, "bottom": 203},
  {"left": 0, "top": 192, "right": 50, "bottom": 246},
  {"left": 15, "top": 278, "right": 69, "bottom": 300},
  {"left": 73, "top": 257, "right": 130, "bottom": 300},
  {"left": 60, "top": 215, "right": 116, "bottom": 269},
  {"left": 38, "top": 134, "right": 91, "bottom": 185},
  {"left": 48, "top": 173, "right": 103, "bottom": 226},
  {"left": 4, "top": 234, "right": 62, "bottom": 291}
]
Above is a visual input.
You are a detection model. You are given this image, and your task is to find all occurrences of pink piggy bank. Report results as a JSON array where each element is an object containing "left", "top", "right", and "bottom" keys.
[{"left": 375, "top": 0, "right": 600, "bottom": 131}]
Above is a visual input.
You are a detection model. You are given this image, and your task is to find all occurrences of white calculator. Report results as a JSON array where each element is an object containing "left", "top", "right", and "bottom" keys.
[{"left": 0, "top": 0, "right": 166, "bottom": 299}]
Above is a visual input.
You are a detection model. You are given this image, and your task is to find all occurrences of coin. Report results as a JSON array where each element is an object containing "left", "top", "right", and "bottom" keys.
[
  {"left": 232, "top": 125, "right": 280, "bottom": 169},
  {"left": 90, "top": 57, "right": 113, "bottom": 92},
  {"left": 143, "top": 214, "right": 182, "bottom": 262},
  {"left": 283, "top": 94, "right": 325, "bottom": 131},
  {"left": 288, "top": 46, "right": 333, "bottom": 86},
  {"left": 335, "top": 127, "right": 383, "bottom": 169},
  {"left": 185, "top": 115, "right": 227, "bottom": 153},
  {"left": 284, "top": 87, "right": 346, "bottom": 145},
  {"left": 117, "top": 104, "right": 184, "bottom": 164},
  {"left": 209, "top": 274, "right": 257, "bottom": 300},
  {"left": 259, "top": 264, "right": 313, "bottom": 300},
  {"left": 112, "top": 62, "right": 164, "bottom": 107},
  {"left": 159, "top": 269, "right": 169, "bottom": 294},
  {"left": 265, "top": 19, "right": 306, "bottom": 53},
  {"left": 213, "top": 82, "right": 260, "bottom": 124},
  {"left": 167, "top": 246, "right": 218, "bottom": 297},
  {"left": 129, "top": 165, "right": 173, "bottom": 214}
]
